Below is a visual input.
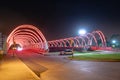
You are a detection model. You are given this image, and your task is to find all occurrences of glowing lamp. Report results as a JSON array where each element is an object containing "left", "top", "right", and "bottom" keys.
[
  {"left": 78, "top": 29, "right": 86, "bottom": 35},
  {"left": 112, "top": 40, "right": 116, "bottom": 44},
  {"left": 17, "top": 47, "right": 23, "bottom": 51}
]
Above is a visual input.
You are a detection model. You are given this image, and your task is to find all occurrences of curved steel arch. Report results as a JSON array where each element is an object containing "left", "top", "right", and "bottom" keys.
[
  {"left": 73, "top": 38, "right": 80, "bottom": 47},
  {"left": 92, "top": 30, "right": 106, "bottom": 47},
  {"left": 86, "top": 33, "right": 98, "bottom": 46},
  {"left": 48, "top": 30, "right": 106, "bottom": 50},
  {"left": 7, "top": 24, "right": 48, "bottom": 53},
  {"left": 11, "top": 29, "right": 42, "bottom": 43},
  {"left": 55, "top": 40, "right": 62, "bottom": 47},
  {"left": 96, "top": 30, "right": 106, "bottom": 47},
  {"left": 59, "top": 39, "right": 67, "bottom": 47},
  {"left": 75, "top": 36, "right": 87, "bottom": 47},
  {"left": 63, "top": 39, "right": 71, "bottom": 47}
]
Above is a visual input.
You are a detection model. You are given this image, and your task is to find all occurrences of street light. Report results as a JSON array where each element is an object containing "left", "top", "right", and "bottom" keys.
[
  {"left": 78, "top": 29, "right": 86, "bottom": 35},
  {"left": 112, "top": 40, "right": 116, "bottom": 44},
  {"left": 17, "top": 47, "right": 23, "bottom": 51},
  {"left": 112, "top": 40, "right": 116, "bottom": 48},
  {"left": 78, "top": 29, "right": 87, "bottom": 51}
]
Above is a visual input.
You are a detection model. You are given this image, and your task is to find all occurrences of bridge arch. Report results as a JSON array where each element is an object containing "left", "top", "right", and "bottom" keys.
[
  {"left": 48, "top": 30, "right": 106, "bottom": 51},
  {"left": 92, "top": 30, "right": 106, "bottom": 47},
  {"left": 7, "top": 24, "right": 48, "bottom": 54}
]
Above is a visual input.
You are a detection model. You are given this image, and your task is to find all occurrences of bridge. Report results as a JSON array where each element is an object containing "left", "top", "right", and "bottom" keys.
[
  {"left": 48, "top": 30, "right": 107, "bottom": 51},
  {"left": 7, "top": 25, "right": 48, "bottom": 54},
  {"left": 6, "top": 24, "right": 109, "bottom": 54}
]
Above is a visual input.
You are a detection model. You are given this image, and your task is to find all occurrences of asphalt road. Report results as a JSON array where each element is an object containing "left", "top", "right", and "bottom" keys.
[{"left": 17, "top": 52, "right": 120, "bottom": 80}]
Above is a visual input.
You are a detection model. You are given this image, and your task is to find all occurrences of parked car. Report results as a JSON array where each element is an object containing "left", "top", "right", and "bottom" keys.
[{"left": 59, "top": 49, "right": 73, "bottom": 55}]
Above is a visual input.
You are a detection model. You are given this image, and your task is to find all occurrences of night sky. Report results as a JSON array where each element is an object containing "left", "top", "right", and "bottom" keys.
[{"left": 0, "top": 0, "right": 120, "bottom": 40}]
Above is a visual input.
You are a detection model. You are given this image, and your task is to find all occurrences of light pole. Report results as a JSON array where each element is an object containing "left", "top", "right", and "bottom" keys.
[
  {"left": 112, "top": 40, "right": 116, "bottom": 48},
  {"left": 78, "top": 29, "right": 87, "bottom": 51}
]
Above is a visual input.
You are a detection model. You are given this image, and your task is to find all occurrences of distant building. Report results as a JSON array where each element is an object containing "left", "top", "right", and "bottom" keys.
[{"left": 0, "top": 33, "right": 6, "bottom": 50}]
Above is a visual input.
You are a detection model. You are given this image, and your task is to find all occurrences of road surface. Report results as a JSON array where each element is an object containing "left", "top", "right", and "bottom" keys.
[{"left": 17, "top": 52, "right": 120, "bottom": 80}]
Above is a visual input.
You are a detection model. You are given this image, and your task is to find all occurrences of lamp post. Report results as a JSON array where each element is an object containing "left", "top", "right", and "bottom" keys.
[
  {"left": 112, "top": 40, "right": 116, "bottom": 48},
  {"left": 78, "top": 29, "right": 87, "bottom": 51}
]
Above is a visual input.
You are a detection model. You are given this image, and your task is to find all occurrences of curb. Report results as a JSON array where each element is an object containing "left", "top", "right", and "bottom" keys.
[{"left": 16, "top": 56, "right": 42, "bottom": 80}]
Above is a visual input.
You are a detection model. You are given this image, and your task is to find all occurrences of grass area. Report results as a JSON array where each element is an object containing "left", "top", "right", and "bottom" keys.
[{"left": 69, "top": 52, "right": 120, "bottom": 61}]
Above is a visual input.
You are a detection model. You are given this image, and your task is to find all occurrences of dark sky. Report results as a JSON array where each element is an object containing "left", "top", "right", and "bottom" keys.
[{"left": 0, "top": 0, "right": 120, "bottom": 40}]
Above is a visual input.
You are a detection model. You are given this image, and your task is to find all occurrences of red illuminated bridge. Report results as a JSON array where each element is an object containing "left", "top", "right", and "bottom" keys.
[
  {"left": 7, "top": 24, "right": 108, "bottom": 54},
  {"left": 48, "top": 30, "right": 107, "bottom": 51},
  {"left": 7, "top": 25, "right": 48, "bottom": 54}
]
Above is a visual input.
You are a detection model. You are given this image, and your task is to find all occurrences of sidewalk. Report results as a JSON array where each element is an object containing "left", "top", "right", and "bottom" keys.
[{"left": 0, "top": 54, "right": 41, "bottom": 80}]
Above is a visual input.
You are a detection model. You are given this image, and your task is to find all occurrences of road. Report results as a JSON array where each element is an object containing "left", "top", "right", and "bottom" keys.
[{"left": 17, "top": 52, "right": 120, "bottom": 80}]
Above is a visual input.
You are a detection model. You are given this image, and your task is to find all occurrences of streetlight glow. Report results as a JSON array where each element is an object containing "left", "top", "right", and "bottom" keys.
[
  {"left": 17, "top": 47, "right": 23, "bottom": 51},
  {"left": 78, "top": 29, "right": 86, "bottom": 35},
  {"left": 112, "top": 40, "right": 116, "bottom": 44}
]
